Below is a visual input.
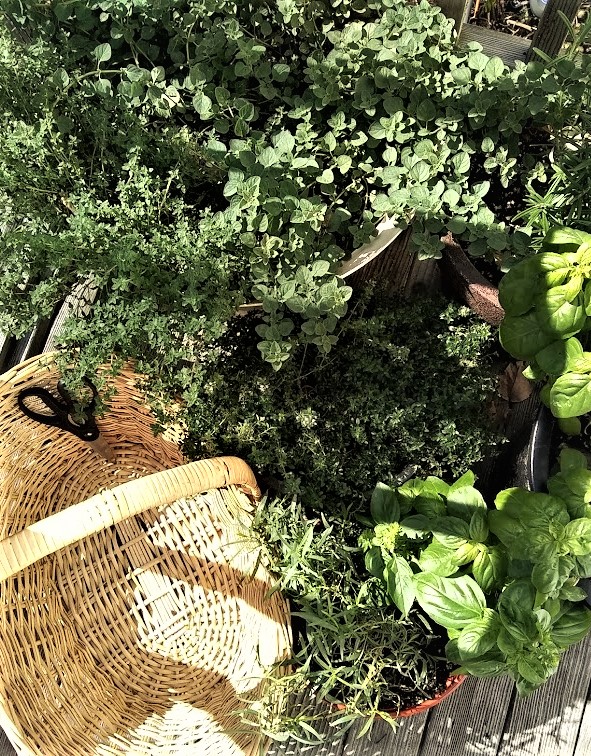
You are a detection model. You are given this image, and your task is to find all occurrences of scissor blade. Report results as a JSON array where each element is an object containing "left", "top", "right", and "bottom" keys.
[{"left": 86, "top": 436, "right": 115, "bottom": 462}]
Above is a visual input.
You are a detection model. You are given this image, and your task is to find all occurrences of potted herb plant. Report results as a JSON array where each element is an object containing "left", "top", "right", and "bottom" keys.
[
  {"left": 246, "top": 451, "right": 591, "bottom": 742},
  {"left": 360, "top": 462, "right": 591, "bottom": 695}
]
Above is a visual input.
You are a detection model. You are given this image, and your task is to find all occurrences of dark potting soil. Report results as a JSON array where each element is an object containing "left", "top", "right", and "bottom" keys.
[
  {"left": 377, "top": 630, "right": 455, "bottom": 711},
  {"left": 470, "top": 251, "right": 504, "bottom": 287},
  {"left": 290, "top": 606, "right": 455, "bottom": 713},
  {"left": 547, "top": 413, "right": 591, "bottom": 475}
]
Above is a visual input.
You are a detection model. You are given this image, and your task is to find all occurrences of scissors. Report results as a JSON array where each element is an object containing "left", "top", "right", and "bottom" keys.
[{"left": 17, "top": 379, "right": 114, "bottom": 462}]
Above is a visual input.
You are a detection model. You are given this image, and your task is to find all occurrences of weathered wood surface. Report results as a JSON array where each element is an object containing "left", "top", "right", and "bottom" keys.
[
  {"left": 435, "top": 0, "right": 583, "bottom": 66},
  {"left": 437, "top": 0, "right": 472, "bottom": 31},
  {"left": 527, "top": 0, "right": 584, "bottom": 61},
  {"left": 458, "top": 24, "right": 531, "bottom": 65}
]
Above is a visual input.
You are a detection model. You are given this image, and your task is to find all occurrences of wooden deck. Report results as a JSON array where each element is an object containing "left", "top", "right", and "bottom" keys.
[
  {"left": 267, "top": 633, "right": 591, "bottom": 756},
  {"left": 0, "top": 236, "right": 590, "bottom": 755}
]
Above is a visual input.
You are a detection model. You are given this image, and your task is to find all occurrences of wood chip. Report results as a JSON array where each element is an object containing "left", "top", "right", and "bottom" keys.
[
  {"left": 497, "top": 361, "right": 534, "bottom": 403},
  {"left": 506, "top": 19, "right": 534, "bottom": 31}
]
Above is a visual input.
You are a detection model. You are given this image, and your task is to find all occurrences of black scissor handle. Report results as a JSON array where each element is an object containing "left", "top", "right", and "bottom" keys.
[{"left": 17, "top": 381, "right": 99, "bottom": 442}]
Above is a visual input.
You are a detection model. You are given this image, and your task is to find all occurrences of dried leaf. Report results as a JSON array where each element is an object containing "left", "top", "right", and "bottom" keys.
[
  {"left": 489, "top": 397, "right": 510, "bottom": 430},
  {"left": 497, "top": 361, "right": 533, "bottom": 403}
]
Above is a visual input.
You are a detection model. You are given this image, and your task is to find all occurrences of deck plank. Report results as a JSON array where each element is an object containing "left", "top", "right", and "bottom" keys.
[
  {"left": 573, "top": 683, "right": 591, "bottom": 756},
  {"left": 342, "top": 712, "right": 427, "bottom": 756},
  {"left": 497, "top": 634, "right": 591, "bottom": 756},
  {"left": 418, "top": 676, "right": 515, "bottom": 756}
]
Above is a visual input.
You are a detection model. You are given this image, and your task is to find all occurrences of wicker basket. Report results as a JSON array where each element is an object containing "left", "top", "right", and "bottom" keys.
[{"left": 0, "top": 354, "right": 292, "bottom": 756}]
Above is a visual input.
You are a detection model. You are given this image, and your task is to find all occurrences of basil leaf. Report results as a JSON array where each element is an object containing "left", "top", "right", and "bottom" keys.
[
  {"left": 399, "top": 514, "right": 430, "bottom": 538},
  {"left": 517, "top": 654, "right": 550, "bottom": 685},
  {"left": 517, "top": 493, "right": 569, "bottom": 528},
  {"left": 449, "top": 471, "right": 476, "bottom": 490},
  {"left": 446, "top": 484, "right": 486, "bottom": 523},
  {"left": 370, "top": 482, "right": 400, "bottom": 523},
  {"left": 547, "top": 471, "right": 591, "bottom": 519},
  {"left": 497, "top": 627, "right": 522, "bottom": 656},
  {"left": 498, "top": 258, "right": 541, "bottom": 316},
  {"left": 431, "top": 516, "right": 471, "bottom": 549},
  {"left": 551, "top": 605, "right": 591, "bottom": 647},
  {"left": 488, "top": 510, "right": 524, "bottom": 550},
  {"left": 576, "top": 554, "right": 591, "bottom": 577},
  {"left": 559, "top": 448, "right": 589, "bottom": 473},
  {"left": 535, "top": 337, "right": 584, "bottom": 375},
  {"left": 550, "top": 372, "right": 591, "bottom": 418},
  {"left": 558, "top": 416, "right": 582, "bottom": 435},
  {"left": 498, "top": 589, "right": 539, "bottom": 643},
  {"left": 473, "top": 546, "right": 506, "bottom": 592},
  {"left": 414, "top": 574, "right": 486, "bottom": 630},
  {"left": 534, "top": 289, "right": 586, "bottom": 338},
  {"left": 531, "top": 556, "right": 561, "bottom": 594},
  {"left": 469, "top": 510, "right": 489, "bottom": 542},
  {"left": 418, "top": 541, "right": 458, "bottom": 577},
  {"left": 384, "top": 556, "right": 416, "bottom": 616},
  {"left": 452, "top": 541, "right": 480, "bottom": 566},
  {"left": 445, "top": 637, "right": 463, "bottom": 664},
  {"left": 364, "top": 546, "right": 385, "bottom": 579},
  {"left": 455, "top": 656, "right": 508, "bottom": 678},
  {"left": 501, "top": 579, "right": 536, "bottom": 609},
  {"left": 500, "top": 311, "right": 555, "bottom": 360},
  {"left": 543, "top": 226, "right": 591, "bottom": 248},
  {"left": 457, "top": 610, "right": 501, "bottom": 660},
  {"left": 564, "top": 519, "right": 591, "bottom": 554}
]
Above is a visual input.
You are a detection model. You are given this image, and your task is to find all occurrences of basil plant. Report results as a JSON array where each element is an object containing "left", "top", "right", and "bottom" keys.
[
  {"left": 499, "top": 226, "right": 591, "bottom": 434},
  {"left": 360, "top": 449, "right": 591, "bottom": 696}
]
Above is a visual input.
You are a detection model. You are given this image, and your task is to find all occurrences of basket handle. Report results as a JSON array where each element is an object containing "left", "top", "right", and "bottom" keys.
[{"left": 0, "top": 456, "right": 260, "bottom": 582}]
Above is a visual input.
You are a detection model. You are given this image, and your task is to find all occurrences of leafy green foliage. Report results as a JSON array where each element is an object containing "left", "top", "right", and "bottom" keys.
[
  {"left": 0, "top": 1, "right": 588, "bottom": 372},
  {"left": 359, "top": 448, "right": 591, "bottom": 696},
  {"left": 177, "top": 292, "right": 500, "bottom": 511},
  {"left": 499, "top": 226, "right": 591, "bottom": 423},
  {"left": 514, "top": 19, "right": 591, "bottom": 239},
  {"left": 245, "top": 495, "right": 454, "bottom": 741}
]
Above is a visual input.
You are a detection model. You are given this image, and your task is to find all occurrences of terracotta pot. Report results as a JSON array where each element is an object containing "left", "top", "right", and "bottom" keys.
[
  {"left": 332, "top": 673, "right": 466, "bottom": 720},
  {"left": 392, "top": 674, "right": 466, "bottom": 718},
  {"left": 439, "top": 233, "right": 505, "bottom": 326}
]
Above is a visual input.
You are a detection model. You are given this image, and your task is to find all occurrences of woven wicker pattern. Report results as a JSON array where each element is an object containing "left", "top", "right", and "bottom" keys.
[{"left": 0, "top": 355, "right": 292, "bottom": 756}]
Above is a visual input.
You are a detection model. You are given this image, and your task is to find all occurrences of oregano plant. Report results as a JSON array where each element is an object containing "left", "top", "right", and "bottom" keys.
[{"left": 0, "top": 0, "right": 588, "bottom": 372}]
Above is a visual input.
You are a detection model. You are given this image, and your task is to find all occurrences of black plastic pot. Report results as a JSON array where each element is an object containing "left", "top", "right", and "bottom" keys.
[{"left": 525, "top": 403, "right": 555, "bottom": 494}]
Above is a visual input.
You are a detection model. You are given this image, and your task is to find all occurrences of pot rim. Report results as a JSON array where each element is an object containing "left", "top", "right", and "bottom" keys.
[
  {"left": 236, "top": 217, "right": 404, "bottom": 314},
  {"left": 331, "top": 673, "right": 466, "bottom": 720}
]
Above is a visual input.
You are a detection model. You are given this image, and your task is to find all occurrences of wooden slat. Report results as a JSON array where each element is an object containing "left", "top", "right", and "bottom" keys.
[
  {"left": 265, "top": 695, "right": 348, "bottom": 756},
  {"left": 497, "top": 633, "right": 591, "bottom": 756},
  {"left": 573, "top": 688, "right": 591, "bottom": 756},
  {"left": 404, "top": 257, "right": 442, "bottom": 296},
  {"left": 527, "top": 0, "right": 583, "bottom": 61},
  {"left": 418, "top": 676, "right": 515, "bottom": 756},
  {"left": 437, "top": 0, "right": 472, "bottom": 31},
  {"left": 347, "top": 226, "right": 414, "bottom": 294},
  {"left": 343, "top": 712, "right": 427, "bottom": 755},
  {"left": 0, "top": 729, "right": 15, "bottom": 756},
  {"left": 459, "top": 24, "right": 531, "bottom": 65}
]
